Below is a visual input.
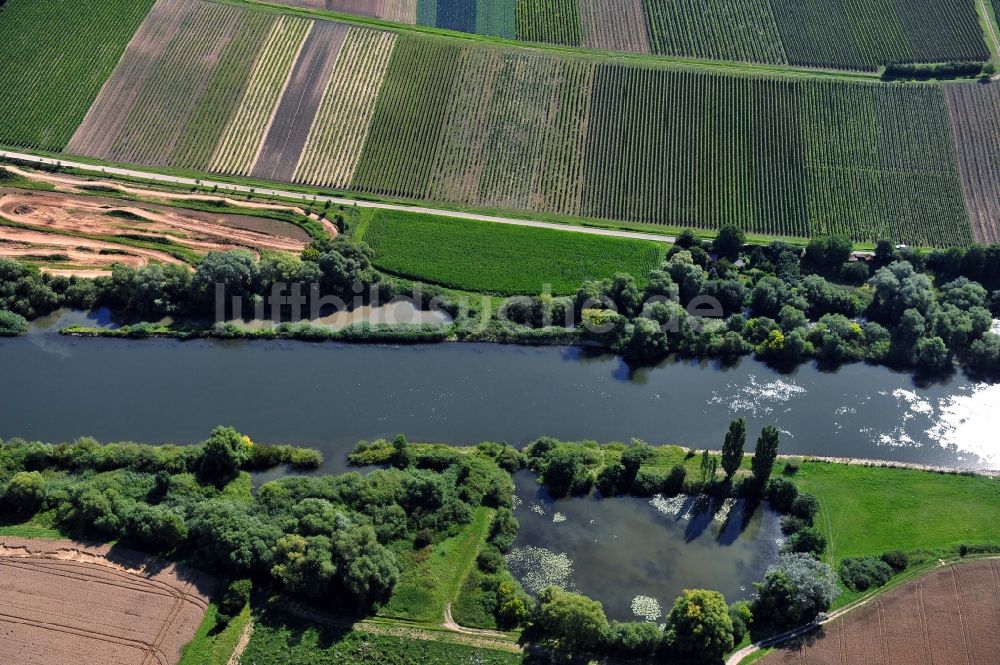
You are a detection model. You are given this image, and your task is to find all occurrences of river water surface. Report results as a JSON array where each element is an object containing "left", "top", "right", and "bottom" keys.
[
  {"left": 4, "top": 313, "right": 998, "bottom": 616},
  {"left": 1, "top": 312, "right": 996, "bottom": 471}
]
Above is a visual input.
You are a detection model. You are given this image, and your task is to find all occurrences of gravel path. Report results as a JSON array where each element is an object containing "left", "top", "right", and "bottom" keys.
[{"left": 0, "top": 150, "right": 675, "bottom": 244}]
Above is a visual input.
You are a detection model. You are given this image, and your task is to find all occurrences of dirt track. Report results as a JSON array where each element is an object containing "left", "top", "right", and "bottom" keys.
[
  {"left": 761, "top": 559, "right": 1000, "bottom": 665},
  {"left": 0, "top": 186, "right": 309, "bottom": 275},
  {"left": 0, "top": 538, "right": 215, "bottom": 665}
]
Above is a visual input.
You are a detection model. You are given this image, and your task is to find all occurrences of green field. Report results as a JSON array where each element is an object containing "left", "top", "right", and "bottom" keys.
[
  {"left": 0, "top": 0, "right": 155, "bottom": 150},
  {"left": 360, "top": 210, "right": 666, "bottom": 295},
  {"left": 792, "top": 461, "right": 1000, "bottom": 564}
]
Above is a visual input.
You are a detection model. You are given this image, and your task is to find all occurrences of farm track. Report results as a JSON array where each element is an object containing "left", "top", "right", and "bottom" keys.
[{"left": 0, "top": 150, "right": 674, "bottom": 244}]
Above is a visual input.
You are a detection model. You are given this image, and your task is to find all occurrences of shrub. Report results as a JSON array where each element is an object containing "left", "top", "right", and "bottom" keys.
[
  {"left": 780, "top": 515, "right": 809, "bottom": 536},
  {"left": 729, "top": 601, "right": 753, "bottom": 644},
  {"left": 477, "top": 546, "right": 504, "bottom": 574},
  {"left": 782, "top": 462, "right": 800, "bottom": 475},
  {"left": 783, "top": 526, "right": 827, "bottom": 556},
  {"left": 881, "top": 550, "right": 909, "bottom": 573},
  {"left": 0, "top": 309, "right": 28, "bottom": 336},
  {"left": 765, "top": 477, "right": 799, "bottom": 513},
  {"left": 413, "top": 528, "right": 434, "bottom": 549},
  {"left": 217, "top": 578, "right": 251, "bottom": 624},
  {"left": 791, "top": 493, "right": 820, "bottom": 522},
  {"left": 839, "top": 556, "right": 893, "bottom": 592}
]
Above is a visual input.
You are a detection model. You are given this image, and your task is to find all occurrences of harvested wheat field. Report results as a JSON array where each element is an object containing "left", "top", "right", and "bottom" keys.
[
  {"left": 0, "top": 188, "right": 309, "bottom": 275},
  {"left": 764, "top": 559, "right": 1000, "bottom": 665},
  {"left": 0, "top": 538, "right": 215, "bottom": 665}
]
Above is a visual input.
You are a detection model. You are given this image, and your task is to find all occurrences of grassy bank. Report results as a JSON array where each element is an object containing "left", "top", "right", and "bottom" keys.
[
  {"left": 178, "top": 604, "right": 251, "bottom": 665},
  {"left": 241, "top": 611, "right": 521, "bottom": 665},
  {"left": 357, "top": 209, "right": 666, "bottom": 296},
  {"left": 379, "top": 507, "right": 492, "bottom": 624}
]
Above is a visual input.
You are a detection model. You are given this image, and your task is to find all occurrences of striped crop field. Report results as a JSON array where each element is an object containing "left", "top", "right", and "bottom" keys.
[
  {"left": 211, "top": 16, "right": 312, "bottom": 176},
  {"left": 800, "top": 81, "right": 970, "bottom": 246},
  {"left": 945, "top": 82, "right": 1000, "bottom": 244},
  {"left": 347, "top": 39, "right": 976, "bottom": 246},
  {"left": 17, "top": 0, "right": 998, "bottom": 247},
  {"left": 266, "top": 0, "right": 989, "bottom": 70},
  {"left": 295, "top": 28, "right": 398, "bottom": 188},
  {"left": 351, "top": 36, "right": 463, "bottom": 198},
  {"left": 0, "top": 0, "right": 156, "bottom": 151}
]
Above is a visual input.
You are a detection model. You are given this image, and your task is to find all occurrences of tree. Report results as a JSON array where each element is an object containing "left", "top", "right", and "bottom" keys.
[
  {"left": 199, "top": 427, "right": 251, "bottom": 485},
  {"left": 753, "top": 553, "right": 838, "bottom": 628},
  {"left": 390, "top": 434, "right": 412, "bottom": 469},
  {"left": 804, "top": 235, "right": 853, "bottom": 274},
  {"left": 714, "top": 224, "right": 746, "bottom": 261},
  {"left": 699, "top": 450, "right": 717, "bottom": 484},
  {"left": 664, "top": 589, "right": 735, "bottom": 664},
  {"left": 2, "top": 471, "right": 45, "bottom": 513},
  {"left": 541, "top": 449, "right": 592, "bottom": 497},
  {"left": 751, "top": 426, "right": 780, "bottom": 491},
  {"left": 721, "top": 419, "right": 746, "bottom": 479},
  {"left": 535, "top": 587, "right": 609, "bottom": 652},
  {"left": 271, "top": 534, "right": 336, "bottom": 598}
]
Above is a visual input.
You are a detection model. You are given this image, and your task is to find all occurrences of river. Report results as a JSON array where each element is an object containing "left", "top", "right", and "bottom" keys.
[{"left": 1, "top": 310, "right": 997, "bottom": 471}]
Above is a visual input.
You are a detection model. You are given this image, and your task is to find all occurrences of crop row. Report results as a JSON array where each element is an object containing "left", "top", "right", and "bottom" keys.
[
  {"left": 351, "top": 36, "right": 463, "bottom": 198},
  {"left": 295, "top": 27, "right": 398, "bottom": 188},
  {"left": 0, "top": 0, "right": 156, "bottom": 151},
  {"left": 801, "top": 80, "right": 970, "bottom": 246},
  {"left": 944, "top": 83, "right": 1000, "bottom": 244},
  {"left": 211, "top": 16, "right": 312, "bottom": 176},
  {"left": 170, "top": 12, "right": 274, "bottom": 170},
  {"left": 643, "top": 0, "right": 789, "bottom": 65},
  {"left": 342, "top": 39, "right": 974, "bottom": 245},
  {"left": 105, "top": 1, "right": 245, "bottom": 166},
  {"left": 579, "top": 0, "right": 651, "bottom": 53}
]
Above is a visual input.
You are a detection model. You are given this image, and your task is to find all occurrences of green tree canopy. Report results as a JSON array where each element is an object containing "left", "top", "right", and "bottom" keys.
[{"left": 664, "top": 589, "right": 735, "bottom": 664}]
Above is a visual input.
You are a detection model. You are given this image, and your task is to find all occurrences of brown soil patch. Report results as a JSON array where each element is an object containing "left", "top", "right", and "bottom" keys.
[
  {"left": 3, "top": 164, "right": 338, "bottom": 238},
  {"left": 0, "top": 538, "right": 215, "bottom": 665},
  {"left": 763, "top": 560, "right": 1000, "bottom": 664},
  {"left": 0, "top": 187, "right": 309, "bottom": 276}
]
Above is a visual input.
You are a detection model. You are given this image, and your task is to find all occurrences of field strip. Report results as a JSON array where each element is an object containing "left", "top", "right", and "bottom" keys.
[
  {"left": 1, "top": 150, "right": 676, "bottom": 243},
  {"left": 251, "top": 20, "right": 349, "bottom": 182},
  {"left": 211, "top": 15, "right": 312, "bottom": 176},
  {"left": 727, "top": 555, "right": 1000, "bottom": 665}
]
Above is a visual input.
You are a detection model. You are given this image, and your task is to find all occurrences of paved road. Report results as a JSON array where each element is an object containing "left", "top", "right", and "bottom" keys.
[{"left": 0, "top": 150, "right": 675, "bottom": 245}]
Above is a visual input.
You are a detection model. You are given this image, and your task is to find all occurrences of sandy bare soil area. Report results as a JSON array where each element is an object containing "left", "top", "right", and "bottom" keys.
[
  {"left": 0, "top": 538, "right": 215, "bottom": 665},
  {"left": 764, "top": 559, "right": 1000, "bottom": 664},
  {"left": 0, "top": 186, "right": 309, "bottom": 276}
]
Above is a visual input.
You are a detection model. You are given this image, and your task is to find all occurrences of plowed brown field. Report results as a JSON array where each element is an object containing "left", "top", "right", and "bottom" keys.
[
  {"left": 764, "top": 560, "right": 1000, "bottom": 665},
  {"left": 0, "top": 538, "right": 215, "bottom": 665}
]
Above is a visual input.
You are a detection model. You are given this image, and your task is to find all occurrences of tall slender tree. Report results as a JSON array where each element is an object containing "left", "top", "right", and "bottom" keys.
[
  {"left": 751, "top": 426, "right": 781, "bottom": 490},
  {"left": 721, "top": 418, "right": 746, "bottom": 479}
]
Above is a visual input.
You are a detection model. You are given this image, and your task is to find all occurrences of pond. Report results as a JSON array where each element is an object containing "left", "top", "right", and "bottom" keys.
[
  {"left": 1, "top": 314, "right": 998, "bottom": 472},
  {"left": 507, "top": 472, "right": 782, "bottom": 622}
]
